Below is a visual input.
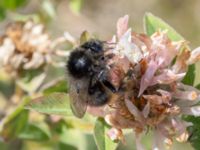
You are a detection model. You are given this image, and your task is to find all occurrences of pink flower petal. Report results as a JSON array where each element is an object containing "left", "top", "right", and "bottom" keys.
[
  {"left": 175, "top": 100, "right": 195, "bottom": 108},
  {"left": 177, "top": 83, "right": 200, "bottom": 92},
  {"left": 142, "top": 101, "right": 150, "bottom": 118},
  {"left": 172, "top": 49, "right": 190, "bottom": 73},
  {"left": 117, "top": 15, "right": 129, "bottom": 38},
  {"left": 115, "top": 28, "right": 143, "bottom": 64},
  {"left": 151, "top": 70, "right": 185, "bottom": 85},
  {"left": 190, "top": 106, "right": 200, "bottom": 116},
  {"left": 157, "top": 89, "right": 172, "bottom": 103},
  {"left": 139, "top": 60, "right": 159, "bottom": 96},
  {"left": 107, "top": 128, "right": 124, "bottom": 142},
  {"left": 110, "top": 35, "right": 117, "bottom": 43},
  {"left": 173, "top": 90, "right": 198, "bottom": 101},
  {"left": 107, "top": 128, "right": 119, "bottom": 141},
  {"left": 176, "top": 131, "right": 189, "bottom": 143},
  {"left": 179, "top": 105, "right": 200, "bottom": 116},
  {"left": 125, "top": 99, "right": 145, "bottom": 124},
  {"left": 132, "top": 33, "right": 152, "bottom": 52},
  {"left": 187, "top": 47, "right": 200, "bottom": 65},
  {"left": 177, "top": 102, "right": 200, "bottom": 119},
  {"left": 50, "top": 115, "right": 62, "bottom": 122},
  {"left": 157, "top": 119, "right": 173, "bottom": 138},
  {"left": 151, "top": 31, "right": 178, "bottom": 67},
  {"left": 152, "top": 129, "right": 165, "bottom": 150},
  {"left": 143, "top": 95, "right": 163, "bottom": 105},
  {"left": 171, "top": 118, "right": 187, "bottom": 136}
]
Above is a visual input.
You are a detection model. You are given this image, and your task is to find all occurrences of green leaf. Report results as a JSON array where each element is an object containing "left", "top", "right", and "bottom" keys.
[
  {"left": 41, "top": 0, "right": 56, "bottom": 19},
  {"left": 144, "top": 12, "right": 184, "bottom": 41},
  {"left": 69, "top": 0, "right": 83, "bottom": 14},
  {"left": 60, "top": 127, "right": 88, "bottom": 150},
  {"left": 0, "top": 80, "right": 14, "bottom": 98},
  {"left": 58, "top": 142, "right": 77, "bottom": 150},
  {"left": 38, "top": 0, "right": 56, "bottom": 23},
  {"left": 94, "top": 118, "right": 118, "bottom": 150},
  {"left": 183, "top": 115, "right": 200, "bottom": 125},
  {"left": 26, "top": 92, "right": 73, "bottom": 116},
  {"left": 0, "top": 97, "right": 30, "bottom": 141},
  {"left": 17, "top": 73, "right": 46, "bottom": 94},
  {"left": 0, "top": 110, "right": 28, "bottom": 141},
  {"left": 196, "top": 84, "right": 200, "bottom": 90},
  {"left": 0, "top": 7, "right": 6, "bottom": 21},
  {"left": 18, "top": 123, "right": 51, "bottom": 141},
  {"left": 59, "top": 123, "right": 98, "bottom": 150},
  {"left": 183, "top": 115, "right": 200, "bottom": 150},
  {"left": 11, "top": 13, "right": 40, "bottom": 22},
  {"left": 188, "top": 126, "right": 200, "bottom": 150},
  {"left": 182, "top": 64, "right": 195, "bottom": 86},
  {"left": 0, "top": 0, "right": 28, "bottom": 10},
  {"left": 43, "top": 80, "right": 68, "bottom": 95}
]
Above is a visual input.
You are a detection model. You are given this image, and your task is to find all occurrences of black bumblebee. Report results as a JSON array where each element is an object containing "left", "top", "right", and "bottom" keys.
[{"left": 66, "top": 39, "right": 115, "bottom": 118}]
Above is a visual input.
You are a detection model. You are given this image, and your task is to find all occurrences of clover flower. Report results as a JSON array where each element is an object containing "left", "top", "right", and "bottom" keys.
[
  {"left": 0, "top": 20, "right": 68, "bottom": 77},
  {"left": 88, "top": 15, "right": 200, "bottom": 150}
]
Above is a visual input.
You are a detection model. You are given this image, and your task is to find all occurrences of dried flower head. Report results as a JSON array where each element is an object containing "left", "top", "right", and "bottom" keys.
[
  {"left": 0, "top": 20, "right": 68, "bottom": 77},
  {"left": 87, "top": 15, "right": 200, "bottom": 150}
]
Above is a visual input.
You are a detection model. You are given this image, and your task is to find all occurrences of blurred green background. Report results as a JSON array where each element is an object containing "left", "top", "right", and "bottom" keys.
[{"left": 0, "top": 0, "right": 200, "bottom": 149}]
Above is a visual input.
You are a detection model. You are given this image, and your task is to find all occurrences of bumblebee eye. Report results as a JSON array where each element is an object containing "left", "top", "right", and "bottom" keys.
[
  {"left": 81, "top": 40, "right": 103, "bottom": 53},
  {"left": 67, "top": 51, "right": 92, "bottom": 78}
]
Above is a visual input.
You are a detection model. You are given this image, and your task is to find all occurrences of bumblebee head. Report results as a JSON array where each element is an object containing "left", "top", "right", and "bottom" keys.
[{"left": 81, "top": 40, "right": 103, "bottom": 53}]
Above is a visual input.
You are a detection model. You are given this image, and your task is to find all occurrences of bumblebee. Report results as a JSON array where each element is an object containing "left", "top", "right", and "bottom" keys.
[{"left": 66, "top": 39, "right": 116, "bottom": 118}]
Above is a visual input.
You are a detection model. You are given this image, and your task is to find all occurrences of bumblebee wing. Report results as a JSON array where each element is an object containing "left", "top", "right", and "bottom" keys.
[{"left": 68, "top": 77, "right": 89, "bottom": 118}]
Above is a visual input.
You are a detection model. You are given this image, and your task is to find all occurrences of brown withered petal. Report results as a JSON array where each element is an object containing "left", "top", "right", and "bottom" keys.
[{"left": 0, "top": 20, "right": 68, "bottom": 76}]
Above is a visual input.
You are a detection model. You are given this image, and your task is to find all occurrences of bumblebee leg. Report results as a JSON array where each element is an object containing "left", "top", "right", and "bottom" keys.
[
  {"left": 98, "top": 70, "right": 116, "bottom": 93},
  {"left": 88, "top": 76, "right": 98, "bottom": 95},
  {"left": 92, "top": 88, "right": 109, "bottom": 106}
]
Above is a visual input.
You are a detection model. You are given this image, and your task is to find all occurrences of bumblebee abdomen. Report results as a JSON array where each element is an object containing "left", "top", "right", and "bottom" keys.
[{"left": 88, "top": 81, "right": 109, "bottom": 106}]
